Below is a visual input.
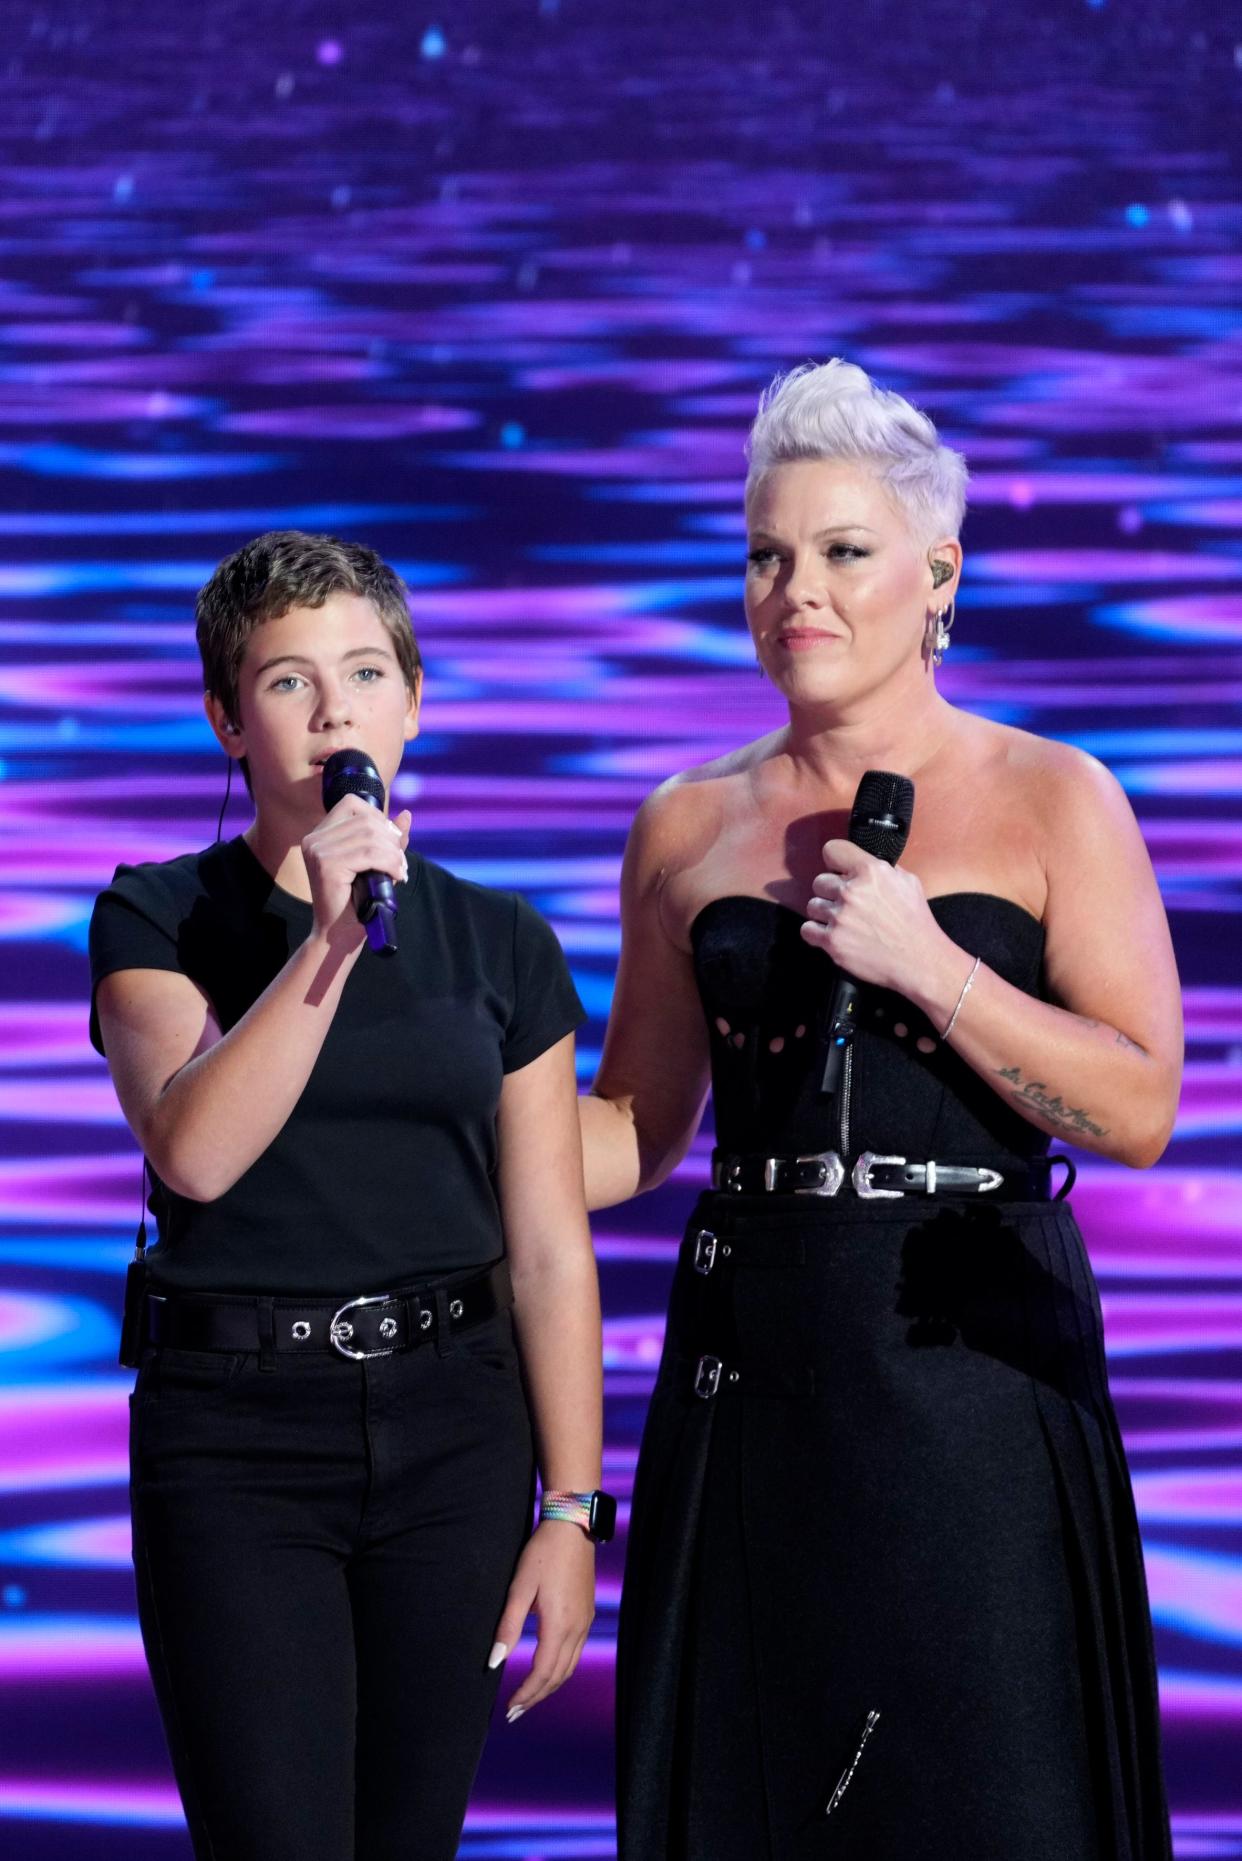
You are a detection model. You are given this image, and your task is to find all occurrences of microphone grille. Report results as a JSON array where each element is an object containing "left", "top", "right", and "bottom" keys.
[
  {"left": 848, "top": 769, "right": 915, "bottom": 865},
  {"left": 321, "top": 748, "right": 385, "bottom": 813}
]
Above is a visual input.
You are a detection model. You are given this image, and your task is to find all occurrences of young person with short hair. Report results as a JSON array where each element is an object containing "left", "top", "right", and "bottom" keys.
[{"left": 91, "top": 530, "right": 612, "bottom": 1860}]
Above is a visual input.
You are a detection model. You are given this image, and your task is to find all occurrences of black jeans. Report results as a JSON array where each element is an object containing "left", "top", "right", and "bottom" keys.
[{"left": 129, "top": 1307, "right": 534, "bottom": 1860}]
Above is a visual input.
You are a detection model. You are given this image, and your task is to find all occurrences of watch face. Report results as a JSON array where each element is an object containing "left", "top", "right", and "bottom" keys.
[{"left": 588, "top": 1490, "right": 617, "bottom": 1543}]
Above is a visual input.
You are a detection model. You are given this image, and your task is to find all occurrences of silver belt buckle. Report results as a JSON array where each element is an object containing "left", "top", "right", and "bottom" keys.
[
  {"left": 852, "top": 1152, "right": 906, "bottom": 1199},
  {"left": 692, "top": 1229, "right": 718, "bottom": 1275},
  {"left": 711, "top": 1154, "right": 746, "bottom": 1193},
  {"left": 329, "top": 1291, "right": 400, "bottom": 1361},
  {"left": 793, "top": 1150, "right": 845, "bottom": 1197},
  {"left": 693, "top": 1354, "right": 723, "bottom": 1399}
]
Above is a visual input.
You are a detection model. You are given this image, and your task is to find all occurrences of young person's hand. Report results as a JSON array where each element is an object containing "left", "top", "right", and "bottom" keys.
[
  {"left": 488, "top": 1520, "right": 595, "bottom": 1721},
  {"left": 301, "top": 796, "right": 412, "bottom": 945}
]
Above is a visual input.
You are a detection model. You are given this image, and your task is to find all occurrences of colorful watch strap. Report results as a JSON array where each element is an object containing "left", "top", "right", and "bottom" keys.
[
  {"left": 540, "top": 1490, "right": 594, "bottom": 1531},
  {"left": 539, "top": 1489, "right": 616, "bottom": 1541}
]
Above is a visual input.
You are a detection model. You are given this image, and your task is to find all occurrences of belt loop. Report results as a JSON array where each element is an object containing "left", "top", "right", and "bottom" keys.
[
  {"left": 434, "top": 1286, "right": 453, "bottom": 1356},
  {"left": 1050, "top": 1155, "right": 1077, "bottom": 1201},
  {"left": 257, "top": 1297, "right": 276, "bottom": 1372}
]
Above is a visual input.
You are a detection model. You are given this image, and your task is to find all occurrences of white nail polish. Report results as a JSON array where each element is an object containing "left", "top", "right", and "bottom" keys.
[
  {"left": 506, "top": 1705, "right": 526, "bottom": 1724},
  {"left": 487, "top": 1642, "right": 509, "bottom": 1670}
]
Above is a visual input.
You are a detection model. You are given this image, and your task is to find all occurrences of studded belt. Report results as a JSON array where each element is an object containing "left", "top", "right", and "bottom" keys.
[
  {"left": 710, "top": 1149, "right": 1073, "bottom": 1201},
  {"left": 144, "top": 1259, "right": 512, "bottom": 1363}
]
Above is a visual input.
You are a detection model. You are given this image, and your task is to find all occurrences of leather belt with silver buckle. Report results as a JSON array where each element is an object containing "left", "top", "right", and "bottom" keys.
[
  {"left": 712, "top": 1148, "right": 846, "bottom": 1197},
  {"left": 144, "top": 1260, "right": 512, "bottom": 1360},
  {"left": 711, "top": 1150, "right": 1060, "bottom": 1201}
]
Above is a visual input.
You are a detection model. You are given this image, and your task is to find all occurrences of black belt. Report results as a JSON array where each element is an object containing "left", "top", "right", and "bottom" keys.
[
  {"left": 145, "top": 1259, "right": 512, "bottom": 1362},
  {"left": 711, "top": 1149, "right": 1073, "bottom": 1201}
]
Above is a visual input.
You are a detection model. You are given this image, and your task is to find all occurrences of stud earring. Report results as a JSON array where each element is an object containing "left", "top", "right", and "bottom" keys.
[{"left": 930, "top": 558, "right": 954, "bottom": 590}]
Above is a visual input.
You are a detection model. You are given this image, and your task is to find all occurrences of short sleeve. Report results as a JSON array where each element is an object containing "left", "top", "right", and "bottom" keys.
[
  {"left": 88, "top": 866, "right": 188, "bottom": 1054},
  {"left": 501, "top": 895, "right": 586, "bottom": 1074}
]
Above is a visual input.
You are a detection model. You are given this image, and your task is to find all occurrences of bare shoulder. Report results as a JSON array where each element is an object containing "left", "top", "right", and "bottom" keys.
[
  {"left": 969, "top": 717, "right": 1133, "bottom": 828},
  {"left": 978, "top": 723, "right": 1158, "bottom": 934},
  {"left": 625, "top": 731, "right": 783, "bottom": 890},
  {"left": 997, "top": 720, "right": 1115, "bottom": 786}
]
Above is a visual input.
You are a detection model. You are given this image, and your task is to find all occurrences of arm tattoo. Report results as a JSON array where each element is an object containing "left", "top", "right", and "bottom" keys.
[
  {"left": 995, "top": 1065, "right": 1110, "bottom": 1139},
  {"left": 1074, "top": 1016, "right": 1145, "bottom": 1056}
]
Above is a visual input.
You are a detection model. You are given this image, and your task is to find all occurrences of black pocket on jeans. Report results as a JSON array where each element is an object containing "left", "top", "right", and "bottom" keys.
[
  {"left": 142, "top": 1347, "right": 250, "bottom": 1407},
  {"left": 451, "top": 1315, "right": 522, "bottom": 1385}
]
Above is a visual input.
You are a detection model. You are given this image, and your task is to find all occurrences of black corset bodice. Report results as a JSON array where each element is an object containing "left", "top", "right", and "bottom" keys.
[{"left": 692, "top": 893, "right": 1050, "bottom": 1165}]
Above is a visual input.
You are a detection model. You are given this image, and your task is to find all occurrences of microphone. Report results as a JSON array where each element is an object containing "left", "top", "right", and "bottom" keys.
[
  {"left": 320, "top": 748, "right": 399, "bottom": 958},
  {"left": 818, "top": 769, "right": 915, "bottom": 1095}
]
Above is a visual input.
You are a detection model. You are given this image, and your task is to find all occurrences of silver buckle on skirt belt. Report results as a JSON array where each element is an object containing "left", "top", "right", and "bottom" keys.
[{"left": 711, "top": 1149, "right": 1006, "bottom": 1199}]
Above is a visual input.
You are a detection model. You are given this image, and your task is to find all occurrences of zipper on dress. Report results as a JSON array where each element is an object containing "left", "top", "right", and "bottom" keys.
[
  {"left": 825, "top": 1708, "right": 880, "bottom": 1817},
  {"left": 839, "top": 1040, "right": 854, "bottom": 1157}
]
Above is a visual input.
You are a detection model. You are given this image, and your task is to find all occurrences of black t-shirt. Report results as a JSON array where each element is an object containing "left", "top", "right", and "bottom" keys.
[{"left": 89, "top": 837, "right": 585, "bottom": 1297}]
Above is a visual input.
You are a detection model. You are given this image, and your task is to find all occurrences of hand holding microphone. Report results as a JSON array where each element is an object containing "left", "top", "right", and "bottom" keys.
[
  {"left": 802, "top": 770, "right": 917, "bottom": 1094},
  {"left": 303, "top": 749, "right": 411, "bottom": 958}
]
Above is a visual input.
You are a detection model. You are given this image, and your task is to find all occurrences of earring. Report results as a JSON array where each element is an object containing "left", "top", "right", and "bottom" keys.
[
  {"left": 928, "top": 599, "right": 955, "bottom": 667},
  {"left": 930, "top": 558, "right": 954, "bottom": 590}
]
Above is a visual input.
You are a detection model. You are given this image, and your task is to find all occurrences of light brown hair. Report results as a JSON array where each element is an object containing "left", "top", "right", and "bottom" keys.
[{"left": 196, "top": 530, "right": 423, "bottom": 731}]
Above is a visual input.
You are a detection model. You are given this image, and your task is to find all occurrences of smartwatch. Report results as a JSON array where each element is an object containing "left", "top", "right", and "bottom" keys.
[{"left": 539, "top": 1489, "right": 617, "bottom": 1544}]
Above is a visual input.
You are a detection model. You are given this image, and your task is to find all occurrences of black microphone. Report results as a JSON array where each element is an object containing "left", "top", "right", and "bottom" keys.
[
  {"left": 818, "top": 769, "right": 915, "bottom": 1095},
  {"left": 320, "top": 748, "right": 399, "bottom": 958}
]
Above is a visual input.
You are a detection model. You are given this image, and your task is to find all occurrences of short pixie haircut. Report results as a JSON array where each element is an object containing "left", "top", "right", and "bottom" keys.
[
  {"left": 196, "top": 529, "right": 422, "bottom": 730},
  {"left": 745, "top": 359, "right": 969, "bottom": 544}
]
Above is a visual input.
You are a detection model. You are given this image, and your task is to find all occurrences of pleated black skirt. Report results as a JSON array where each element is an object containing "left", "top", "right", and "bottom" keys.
[{"left": 616, "top": 1192, "right": 1171, "bottom": 1861}]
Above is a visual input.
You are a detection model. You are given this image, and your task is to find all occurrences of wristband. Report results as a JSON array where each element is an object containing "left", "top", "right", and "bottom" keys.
[{"left": 539, "top": 1489, "right": 617, "bottom": 1543}]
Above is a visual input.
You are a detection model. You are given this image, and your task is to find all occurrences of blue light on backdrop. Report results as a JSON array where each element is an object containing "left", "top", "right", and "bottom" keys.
[{"left": 0, "top": 1, "right": 1239, "bottom": 1854}]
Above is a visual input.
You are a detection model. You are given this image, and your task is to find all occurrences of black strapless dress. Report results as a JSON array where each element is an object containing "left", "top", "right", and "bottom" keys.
[{"left": 616, "top": 895, "right": 1171, "bottom": 1861}]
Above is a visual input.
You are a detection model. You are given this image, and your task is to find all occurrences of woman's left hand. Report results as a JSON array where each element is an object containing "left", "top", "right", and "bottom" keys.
[
  {"left": 801, "top": 839, "right": 948, "bottom": 996},
  {"left": 490, "top": 1520, "right": 596, "bottom": 1721}
]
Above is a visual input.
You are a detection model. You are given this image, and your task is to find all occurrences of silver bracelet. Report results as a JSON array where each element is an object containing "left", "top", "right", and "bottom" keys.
[{"left": 941, "top": 954, "right": 981, "bottom": 1040}]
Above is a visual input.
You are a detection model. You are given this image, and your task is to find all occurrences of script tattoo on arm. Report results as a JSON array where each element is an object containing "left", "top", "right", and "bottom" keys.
[{"left": 995, "top": 1066, "right": 1110, "bottom": 1139}]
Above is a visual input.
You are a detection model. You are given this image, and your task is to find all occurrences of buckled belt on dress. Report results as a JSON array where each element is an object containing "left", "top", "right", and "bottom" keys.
[
  {"left": 710, "top": 1149, "right": 1071, "bottom": 1201},
  {"left": 144, "top": 1259, "right": 512, "bottom": 1362},
  {"left": 685, "top": 1352, "right": 816, "bottom": 1401}
]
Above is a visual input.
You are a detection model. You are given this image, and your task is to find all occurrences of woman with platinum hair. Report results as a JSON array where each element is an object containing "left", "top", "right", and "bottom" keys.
[{"left": 581, "top": 360, "right": 1178, "bottom": 1858}]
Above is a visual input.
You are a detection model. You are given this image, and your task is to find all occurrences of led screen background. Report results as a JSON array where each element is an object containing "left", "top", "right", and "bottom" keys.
[{"left": 0, "top": 2, "right": 1239, "bottom": 1854}]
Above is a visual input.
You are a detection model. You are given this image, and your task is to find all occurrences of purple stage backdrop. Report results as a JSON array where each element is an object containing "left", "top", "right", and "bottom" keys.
[{"left": 0, "top": 2, "right": 1239, "bottom": 1855}]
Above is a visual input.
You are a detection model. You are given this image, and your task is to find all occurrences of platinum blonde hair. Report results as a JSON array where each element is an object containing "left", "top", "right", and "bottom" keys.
[{"left": 745, "top": 359, "right": 969, "bottom": 543}]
